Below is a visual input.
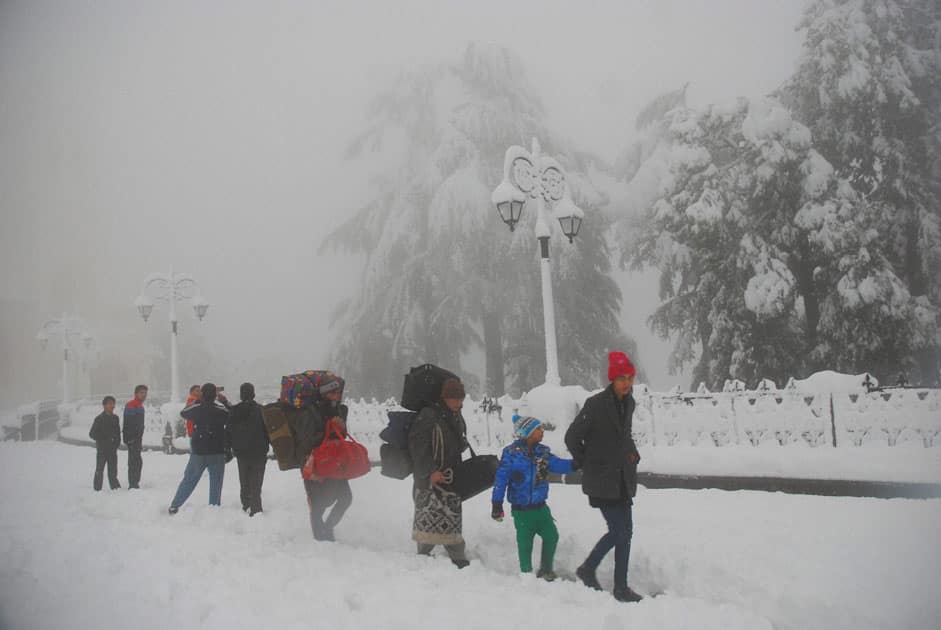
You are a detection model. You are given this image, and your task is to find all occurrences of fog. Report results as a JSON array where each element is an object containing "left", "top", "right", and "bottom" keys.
[{"left": 0, "top": 0, "right": 805, "bottom": 405}]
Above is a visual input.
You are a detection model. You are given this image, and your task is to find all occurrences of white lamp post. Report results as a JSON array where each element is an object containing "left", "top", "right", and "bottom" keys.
[
  {"left": 36, "top": 313, "right": 94, "bottom": 413},
  {"left": 135, "top": 267, "right": 209, "bottom": 403},
  {"left": 492, "top": 137, "right": 585, "bottom": 387}
]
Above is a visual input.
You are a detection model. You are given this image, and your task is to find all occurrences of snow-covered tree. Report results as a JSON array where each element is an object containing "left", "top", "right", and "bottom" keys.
[
  {"left": 627, "top": 96, "right": 917, "bottom": 387},
  {"left": 781, "top": 0, "right": 941, "bottom": 382},
  {"left": 324, "top": 44, "right": 635, "bottom": 398}
]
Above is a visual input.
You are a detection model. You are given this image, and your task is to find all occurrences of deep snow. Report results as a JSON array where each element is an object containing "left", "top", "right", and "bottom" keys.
[{"left": 1, "top": 442, "right": 939, "bottom": 630}]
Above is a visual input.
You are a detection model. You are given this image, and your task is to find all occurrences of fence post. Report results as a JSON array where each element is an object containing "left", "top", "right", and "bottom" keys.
[{"left": 829, "top": 393, "right": 837, "bottom": 448}]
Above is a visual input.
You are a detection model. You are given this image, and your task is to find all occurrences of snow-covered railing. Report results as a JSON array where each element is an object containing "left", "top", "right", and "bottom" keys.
[{"left": 38, "top": 370, "right": 941, "bottom": 451}]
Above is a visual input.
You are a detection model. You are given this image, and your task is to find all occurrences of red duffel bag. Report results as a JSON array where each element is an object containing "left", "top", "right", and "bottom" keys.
[{"left": 302, "top": 419, "right": 371, "bottom": 481}]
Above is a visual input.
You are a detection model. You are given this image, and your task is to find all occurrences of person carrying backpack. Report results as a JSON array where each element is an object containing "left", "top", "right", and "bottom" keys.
[
  {"left": 229, "top": 382, "right": 269, "bottom": 516},
  {"left": 491, "top": 415, "right": 575, "bottom": 580},
  {"left": 408, "top": 377, "right": 471, "bottom": 568},
  {"left": 295, "top": 374, "right": 351, "bottom": 541}
]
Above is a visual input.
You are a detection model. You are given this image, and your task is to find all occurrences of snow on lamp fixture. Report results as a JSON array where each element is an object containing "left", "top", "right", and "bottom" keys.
[
  {"left": 492, "top": 179, "right": 525, "bottom": 231},
  {"left": 553, "top": 187, "right": 584, "bottom": 244}
]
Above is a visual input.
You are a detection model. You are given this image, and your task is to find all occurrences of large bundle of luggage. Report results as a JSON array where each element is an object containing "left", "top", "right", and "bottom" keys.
[
  {"left": 263, "top": 370, "right": 341, "bottom": 471},
  {"left": 378, "top": 364, "right": 456, "bottom": 479}
]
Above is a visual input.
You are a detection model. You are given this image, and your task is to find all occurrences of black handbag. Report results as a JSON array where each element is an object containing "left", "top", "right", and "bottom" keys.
[
  {"left": 446, "top": 444, "right": 498, "bottom": 501},
  {"left": 379, "top": 443, "right": 412, "bottom": 480}
]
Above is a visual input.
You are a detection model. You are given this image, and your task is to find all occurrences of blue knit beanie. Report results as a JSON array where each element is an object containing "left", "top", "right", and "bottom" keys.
[{"left": 513, "top": 415, "right": 542, "bottom": 439}]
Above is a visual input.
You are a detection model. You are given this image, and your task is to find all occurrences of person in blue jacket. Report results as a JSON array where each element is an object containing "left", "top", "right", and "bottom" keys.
[{"left": 491, "top": 415, "right": 575, "bottom": 580}]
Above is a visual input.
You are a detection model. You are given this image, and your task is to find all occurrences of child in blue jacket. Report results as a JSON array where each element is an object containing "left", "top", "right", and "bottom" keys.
[{"left": 492, "top": 415, "right": 575, "bottom": 580}]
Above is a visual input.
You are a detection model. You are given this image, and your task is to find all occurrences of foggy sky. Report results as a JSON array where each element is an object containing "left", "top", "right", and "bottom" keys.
[{"left": 0, "top": 0, "right": 806, "bottom": 404}]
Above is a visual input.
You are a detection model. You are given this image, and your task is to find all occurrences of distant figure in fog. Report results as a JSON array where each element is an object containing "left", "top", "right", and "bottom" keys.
[
  {"left": 123, "top": 385, "right": 148, "bottom": 489},
  {"left": 89, "top": 396, "right": 121, "bottom": 491}
]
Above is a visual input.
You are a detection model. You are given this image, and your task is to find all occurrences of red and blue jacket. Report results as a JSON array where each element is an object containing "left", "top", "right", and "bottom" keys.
[
  {"left": 492, "top": 440, "right": 574, "bottom": 509},
  {"left": 122, "top": 399, "right": 145, "bottom": 445}
]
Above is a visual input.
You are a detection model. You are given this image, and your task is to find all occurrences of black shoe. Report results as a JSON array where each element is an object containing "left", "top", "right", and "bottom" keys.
[
  {"left": 536, "top": 569, "right": 557, "bottom": 582},
  {"left": 168, "top": 506, "right": 179, "bottom": 515},
  {"left": 613, "top": 586, "right": 643, "bottom": 603},
  {"left": 451, "top": 559, "right": 470, "bottom": 569},
  {"left": 576, "top": 564, "right": 603, "bottom": 591},
  {"left": 129, "top": 485, "right": 140, "bottom": 490}
]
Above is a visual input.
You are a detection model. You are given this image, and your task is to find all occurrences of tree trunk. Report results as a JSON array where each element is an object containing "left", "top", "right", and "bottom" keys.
[
  {"left": 481, "top": 307, "right": 505, "bottom": 397},
  {"left": 795, "top": 236, "right": 820, "bottom": 369}
]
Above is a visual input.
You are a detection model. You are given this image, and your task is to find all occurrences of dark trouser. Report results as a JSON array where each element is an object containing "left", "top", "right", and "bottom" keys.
[
  {"left": 304, "top": 478, "right": 352, "bottom": 541},
  {"left": 416, "top": 542, "right": 467, "bottom": 561},
  {"left": 127, "top": 441, "right": 143, "bottom": 488},
  {"left": 512, "top": 505, "right": 559, "bottom": 573},
  {"left": 584, "top": 501, "right": 633, "bottom": 590},
  {"left": 93, "top": 447, "right": 120, "bottom": 490},
  {"left": 170, "top": 453, "right": 226, "bottom": 509},
  {"left": 236, "top": 454, "right": 267, "bottom": 515}
]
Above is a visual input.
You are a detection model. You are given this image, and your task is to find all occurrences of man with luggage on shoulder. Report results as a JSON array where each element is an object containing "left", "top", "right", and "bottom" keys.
[
  {"left": 408, "top": 376, "right": 471, "bottom": 568},
  {"left": 565, "top": 351, "right": 644, "bottom": 603},
  {"left": 123, "top": 385, "right": 148, "bottom": 489},
  {"left": 296, "top": 373, "right": 352, "bottom": 541}
]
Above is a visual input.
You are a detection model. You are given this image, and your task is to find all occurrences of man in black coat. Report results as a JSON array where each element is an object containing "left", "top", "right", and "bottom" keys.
[
  {"left": 89, "top": 396, "right": 121, "bottom": 490},
  {"left": 565, "top": 351, "right": 643, "bottom": 603},
  {"left": 168, "top": 383, "right": 231, "bottom": 513},
  {"left": 229, "top": 382, "right": 269, "bottom": 516}
]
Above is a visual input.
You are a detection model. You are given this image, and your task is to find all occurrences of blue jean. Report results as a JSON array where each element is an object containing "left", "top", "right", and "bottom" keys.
[
  {"left": 170, "top": 453, "right": 225, "bottom": 509},
  {"left": 584, "top": 502, "right": 633, "bottom": 589}
]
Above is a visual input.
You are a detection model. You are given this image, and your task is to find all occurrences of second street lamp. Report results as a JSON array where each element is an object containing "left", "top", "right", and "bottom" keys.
[{"left": 135, "top": 267, "right": 210, "bottom": 403}]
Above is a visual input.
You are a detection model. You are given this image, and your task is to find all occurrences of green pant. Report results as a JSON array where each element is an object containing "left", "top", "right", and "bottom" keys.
[{"left": 512, "top": 505, "right": 559, "bottom": 573}]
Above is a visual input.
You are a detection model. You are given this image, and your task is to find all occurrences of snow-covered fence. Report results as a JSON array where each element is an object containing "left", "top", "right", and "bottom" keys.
[
  {"left": 41, "top": 372, "right": 941, "bottom": 452},
  {"left": 5, "top": 400, "right": 65, "bottom": 442}
]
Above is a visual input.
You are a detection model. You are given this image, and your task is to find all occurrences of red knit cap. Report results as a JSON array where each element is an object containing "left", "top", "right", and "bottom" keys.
[{"left": 608, "top": 351, "right": 636, "bottom": 381}]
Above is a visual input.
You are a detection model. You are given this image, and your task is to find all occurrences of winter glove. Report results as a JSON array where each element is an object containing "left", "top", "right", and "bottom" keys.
[
  {"left": 628, "top": 451, "right": 641, "bottom": 465},
  {"left": 224, "top": 449, "right": 234, "bottom": 463},
  {"left": 491, "top": 502, "right": 504, "bottom": 522}
]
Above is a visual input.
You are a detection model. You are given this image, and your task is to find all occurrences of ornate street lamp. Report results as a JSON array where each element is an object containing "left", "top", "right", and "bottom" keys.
[
  {"left": 491, "top": 137, "right": 585, "bottom": 386},
  {"left": 135, "top": 267, "right": 210, "bottom": 403}
]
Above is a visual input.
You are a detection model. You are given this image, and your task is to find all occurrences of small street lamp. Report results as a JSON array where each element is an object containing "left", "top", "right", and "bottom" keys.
[
  {"left": 135, "top": 267, "right": 210, "bottom": 403},
  {"left": 491, "top": 137, "right": 585, "bottom": 386},
  {"left": 36, "top": 313, "right": 94, "bottom": 410}
]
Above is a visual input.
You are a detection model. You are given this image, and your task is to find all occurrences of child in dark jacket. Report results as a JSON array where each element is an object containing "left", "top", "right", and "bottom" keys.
[
  {"left": 89, "top": 396, "right": 121, "bottom": 490},
  {"left": 491, "top": 415, "right": 575, "bottom": 580}
]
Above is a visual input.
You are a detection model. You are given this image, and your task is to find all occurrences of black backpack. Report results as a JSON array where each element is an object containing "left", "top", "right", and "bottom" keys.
[
  {"left": 401, "top": 364, "right": 458, "bottom": 412},
  {"left": 379, "top": 410, "right": 416, "bottom": 479}
]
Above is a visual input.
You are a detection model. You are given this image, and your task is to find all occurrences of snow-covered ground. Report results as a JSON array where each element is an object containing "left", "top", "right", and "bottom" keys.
[{"left": 1, "top": 441, "right": 939, "bottom": 630}]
